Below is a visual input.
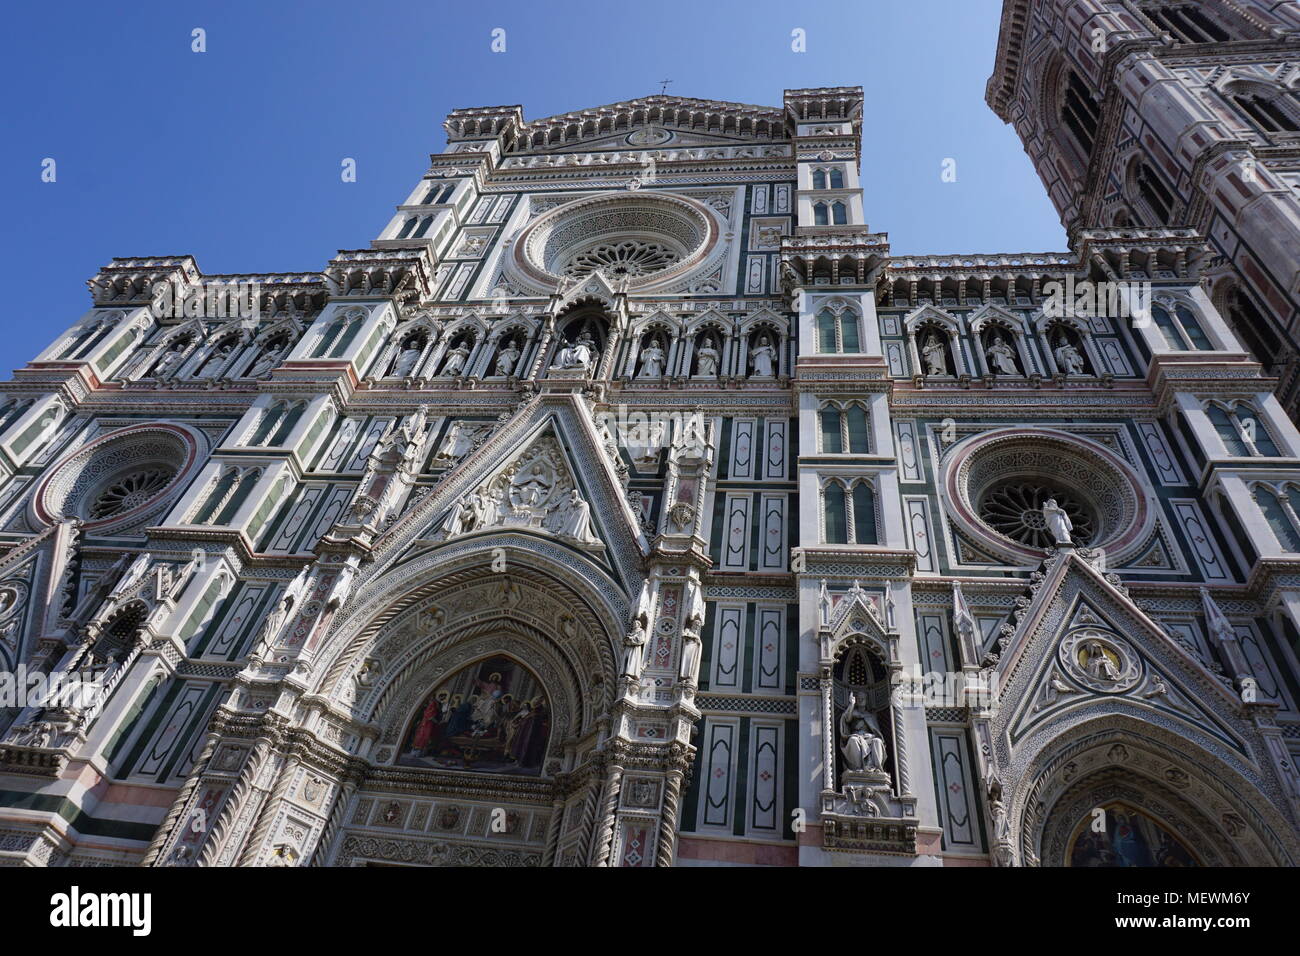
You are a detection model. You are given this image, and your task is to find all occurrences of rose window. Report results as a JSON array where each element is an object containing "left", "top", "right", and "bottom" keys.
[
  {"left": 978, "top": 482, "right": 1096, "bottom": 549},
  {"left": 561, "top": 240, "right": 680, "bottom": 279},
  {"left": 89, "top": 467, "right": 177, "bottom": 520}
]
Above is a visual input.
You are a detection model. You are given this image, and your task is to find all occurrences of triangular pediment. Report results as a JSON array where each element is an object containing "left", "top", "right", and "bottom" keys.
[
  {"left": 994, "top": 549, "right": 1251, "bottom": 759},
  {"left": 372, "top": 393, "right": 648, "bottom": 591}
]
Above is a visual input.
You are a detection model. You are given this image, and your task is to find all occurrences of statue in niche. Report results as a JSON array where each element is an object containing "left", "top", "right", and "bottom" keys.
[
  {"left": 921, "top": 334, "right": 948, "bottom": 376},
  {"left": 152, "top": 342, "right": 187, "bottom": 379},
  {"left": 196, "top": 340, "right": 236, "bottom": 378},
  {"left": 390, "top": 339, "right": 423, "bottom": 377},
  {"left": 553, "top": 329, "right": 596, "bottom": 371},
  {"left": 440, "top": 340, "right": 471, "bottom": 376},
  {"left": 695, "top": 335, "right": 720, "bottom": 378},
  {"left": 749, "top": 335, "right": 776, "bottom": 378},
  {"left": 495, "top": 337, "right": 522, "bottom": 377},
  {"left": 839, "top": 692, "right": 888, "bottom": 775},
  {"left": 1054, "top": 334, "right": 1086, "bottom": 375},
  {"left": 246, "top": 341, "right": 286, "bottom": 378},
  {"left": 678, "top": 612, "right": 703, "bottom": 682},
  {"left": 985, "top": 334, "right": 1019, "bottom": 375},
  {"left": 637, "top": 337, "right": 666, "bottom": 378},
  {"left": 621, "top": 610, "right": 649, "bottom": 679},
  {"left": 1041, "top": 497, "right": 1073, "bottom": 545}
]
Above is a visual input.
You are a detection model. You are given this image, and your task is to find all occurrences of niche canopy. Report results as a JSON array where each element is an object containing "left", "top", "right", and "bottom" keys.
[{"left": 512, "top": 191, "right": 721, "bottom": 293}]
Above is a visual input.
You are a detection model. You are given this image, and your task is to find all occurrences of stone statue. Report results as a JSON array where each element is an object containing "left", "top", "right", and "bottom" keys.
[
  {"left": 1054, "top": 335, "right": 1086, "bottom": 375},
  {"left": 443, "top": 497, "right": 475, "bottom": 537},
  {"left": 551, "top": 488, "right": 600, "bottom": 545},
  {"left": 494, "top": 338, "right": 521, "bottom": 377},
  {"left": 553, "top": 330, "right": 596, "bottom": 371},
  {"left": 985, "top": 335, "right": 1019, "bottom": 375},
  {"left": 196, "top": 341, "right": 236, "bottom": 378},
  {"left": 1041, "top": 497, "right": 1073, "bottom": 545},
  {"left": 1082, "top": 639, "right": 1121, "bottom": 681},
  {"left": 921, "top": 334, "right": 948, "bottom": 376},
  {"left": 440, "top": 341, "right": 471, "bottom": 377},
  {"left": 110, "top": 553, "right": 152, "bottom": 598},
  {"left": 839, "top": 693, "right": 887, "bottom": 774},
  {"left": 749, "top": 336, "right": 776, "bottom": 378},
  {"left": 152, "top": 345, "right": 186, "bottom": 379},
  {"left": 678, "top": 612, "right": 703, "bottom": 682},
  {"left": 435, "top": 421, "right": 475, "bottom": 461},
  {"left": 247, "top": 343, "right": 285, "bottom": 378},
  {"left": 695, "top": 336, "right": 720, "bottom": 378},
  {"left": 621, "top": 610, "right": 649, "bottom": 679},
  {"left": 637, "top": 338, "right": 666, "bottom": 378},
  {"left": 390, "top": 341, "right": 422, "bottom": 377}
]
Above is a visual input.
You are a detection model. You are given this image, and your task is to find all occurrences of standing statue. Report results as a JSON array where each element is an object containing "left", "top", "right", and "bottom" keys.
[
  {"left": 749, "top": 335, "right": 776, "bottom": 378},
  {"left": 695, "top": 336, "right": 720, "bottom": 378},
  {"left": 637, "top": 338, "right": 666, "bottom": 378},
  {"left": 839, "top": 693, "right": 888, "bottom": 774},
  {"left": 246, "top": 342, "right": 285, "bottom": 378},
  {"left": 196, "top": 341, "right": 236, "bottom": 378},
  {"left": 678, "top": 612, "right": 703, "bottom": 683},
  {"left": 921, "top": 334, "right": 948, "bottom": 376},
  {"left": 152, "top": 344, "right": 186, "bottom": 379},
  {"left": 1041, "top": 497, "right": 1073, "bottom": 545},
  {"left": 985, "top": 335, "right": 1019, "bottom": 375},
  {"left": 390, "top": 341, "right": 423, "bottom": 377},
  {"left": 440, "top": 341, "right": 471, "bottom": 377},
  {"left": 621, "top": 611, "right": 649, "bottom": 680},
  {"left": 494, "top": 338, "right": 521, "bottom": 377},
  {"left": 1054, "top": 335, "right": 1086, "bottom": 375}
]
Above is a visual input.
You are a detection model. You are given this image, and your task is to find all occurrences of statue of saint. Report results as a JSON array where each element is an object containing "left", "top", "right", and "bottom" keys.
[
  {"left": 637, "top": 338, "right": 666, "bottom": 378},
  {"left": 1041, "top": 497, "right": 1073, "bottom": 545},
  {"left": 922, "top": 334, "right": 948, "bottom": 376},
  {"left": 553, "top": 330, "right": 595, "bottom": 370},
  {"left": 551, "top": 488, "right": 600, "bottom": 544},
  {"left": 390, "top": 341, "right": 422, "bottom": 377},
  {"left": 246, "top": 342, "right": 285, "bottom": 378},
  {"left": 495, "top": 338, "right": 521, "bottom": 377},
  {"left": 1054, "top": 335, "right": 1086, "bottom": 375},
  {"left": 152, "top": 344, "right": 186, "bottom": 379},
  {"left": 839, "top": 693, "right": 888, "bottom": 774},
  {"left": 695, "top": 336, "right": 720, "bottom": 378},
  {"left": 985, "top": 335, "right": 1019, "bottom": 375},
  {"left": 621, "top": 611, "right": 649, "bottom": 679},
  {"left": 440, "top": 341, "right": 471, "bottom": 377},
  {"left": 749, "top": 335, "right": 776, "bottom": 378}
]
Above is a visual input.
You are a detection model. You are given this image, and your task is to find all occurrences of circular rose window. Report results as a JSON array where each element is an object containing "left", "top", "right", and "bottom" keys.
[
  {"left": 941, "top": 428, "right": 1153, "bottom": 564},
  {"left": 511, "top": 192, "right": 721, "bottom": 292},
  {"left": 31, "top": 423, "right": 201, "bottom": 531}
]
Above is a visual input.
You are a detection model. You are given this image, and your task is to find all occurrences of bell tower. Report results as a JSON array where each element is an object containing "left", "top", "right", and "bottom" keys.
[{"left": 987, "top": 0, "right": 1300, "bottom": 414}]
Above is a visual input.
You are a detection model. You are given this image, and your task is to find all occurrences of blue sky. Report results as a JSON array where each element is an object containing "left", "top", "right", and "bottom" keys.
[{"left": 0, "top": 0, "right": 1065, "bottom": 375}]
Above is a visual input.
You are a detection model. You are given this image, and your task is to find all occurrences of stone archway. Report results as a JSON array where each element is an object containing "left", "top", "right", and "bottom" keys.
[{"left": 1012, "top": 717, "right": 1298, "bottom": 867}]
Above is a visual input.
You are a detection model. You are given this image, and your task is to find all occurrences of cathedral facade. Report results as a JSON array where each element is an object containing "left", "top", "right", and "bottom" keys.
[{"left": 0, "top": 0, "right": 1299, "bottom": 867}]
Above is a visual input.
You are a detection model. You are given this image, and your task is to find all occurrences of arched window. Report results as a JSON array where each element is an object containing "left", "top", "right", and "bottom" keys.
[
  {"left": 314, "top": 316, "right": 347, "bottom": 357},
  {"left": 191, "top": 468, "right": 239, "bottom": 524},
  {"left": 829, "top": 168, "right": 845, "bottom": 189},
  {"left": 831, "top": 201, "right": 848, "bottom": 225},
  {"left": 839, "top": 313, "right": 860, "bottom": 352},
  {"left": 1135, "top": 163, "right": 1177, "bottom": 224},
  {"left": 819, "top": 403, "right": 871, "bottom": 454},
  {"left": 330, "top": 316, "right": 365, "bottom": 358},
  {"left": 814, "top": 202, "right": 829, "bottom": 226},
  {"left": 0, "top": 399, "right": 34, "bottom": 434},
  {"left": 1207, "top": 402, "right": 1280, "bottom": 457},
  {"left": 1061, "top": 70, "right": 1101, "bottom": 158},
  {"left": 1230, "top": 90, "right": 1299, "bottom": 134},
  {"left": 820, "top": 407, "right": 843, "bottom": 453},
  {"left": 1152, "top": 302, "right": 1212, "bottom": 350},
  {"left": 270, "top": 403, "right": 305, "bottom": 446},
  {"left": 396, "top": 217, "right": 418, "bottom": 239},
  {"left": 214, "top": 469, "right": 262, "bottom": 525},
  {"left": 1146, "top": 4, "right": 1230, "bottom": 44},
  {"left": 412, "top": 216, "right": 434, "bottom": 238},
  {"left": 817, "top": 309, "right": 838, "bottom": 352},
  {"left": 846, "top": 405, "right": 870, "bottom": 453},
  {"left": 812, "top": 169, "right": 827, "bottom": 190},
  {"left": 824, "top": 482, "right": 848, "bottom": 544},
  {"left": 1254, "top": 486, "right": 1300, "bottom": 551},
  {"left": 852, "top": 483, "right": 878, "bottom": 545},
  {"left": 249, "top": 403, "right": 287, "bottom": 446},
  {"left": 1224, "top": 287, "right": 1282, "bottom": 373}
]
